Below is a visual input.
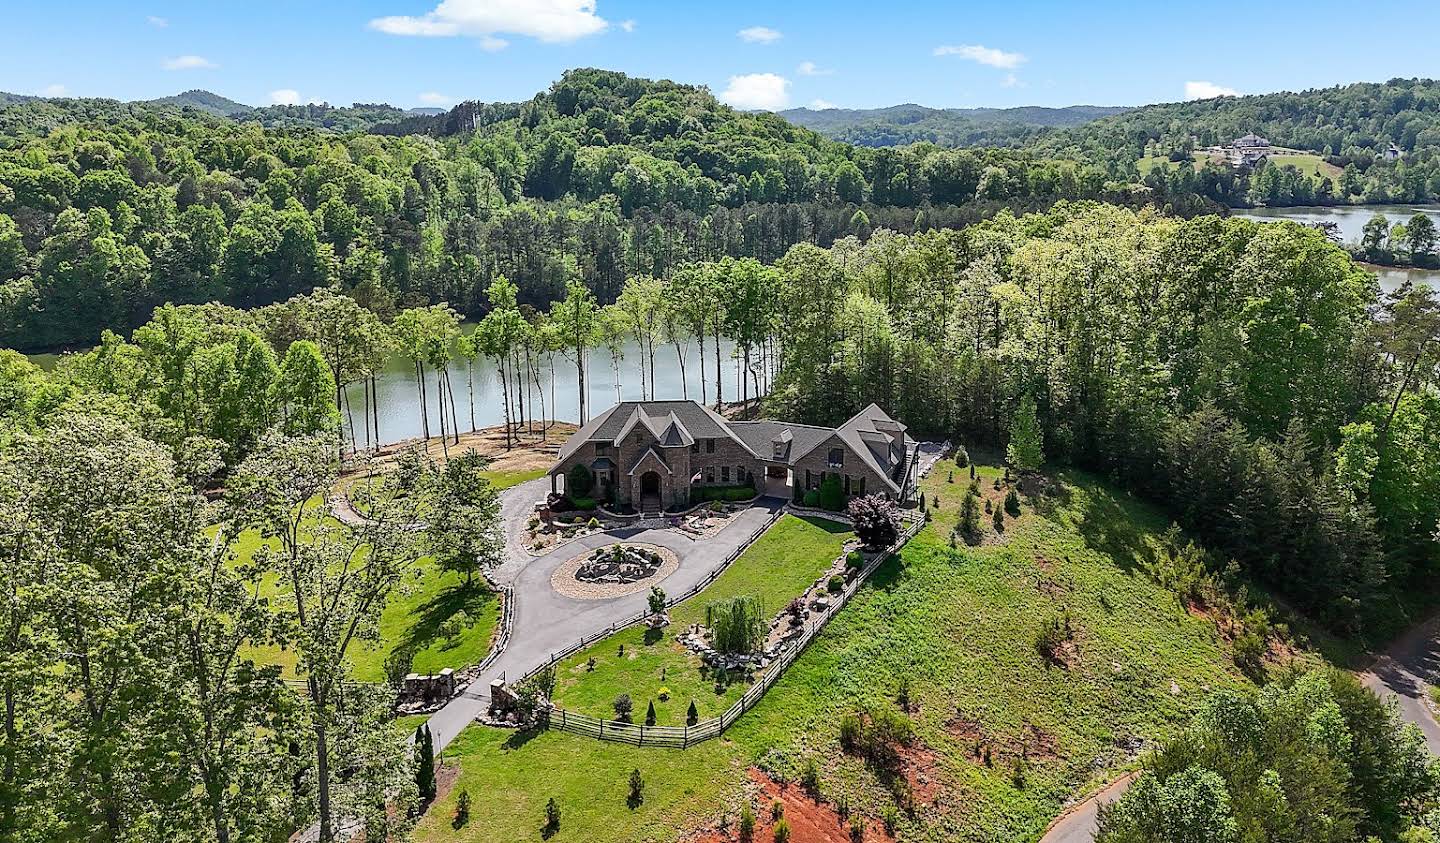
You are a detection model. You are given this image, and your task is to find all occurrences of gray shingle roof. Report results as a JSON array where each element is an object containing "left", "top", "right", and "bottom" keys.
[
  {"left": 728, "top": 420, "right": 833, "bottom": 464},
  {"left": 556, "top": 400, "right": 749, "bottom": 461}
]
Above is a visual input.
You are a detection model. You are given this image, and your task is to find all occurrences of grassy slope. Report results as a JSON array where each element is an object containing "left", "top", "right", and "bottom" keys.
[
  {"left": 417, "top": 459, "right": 1256, "bottom": 843},
  {"left": 231, "top": 469, "right": 541, "bottom": 683},
  {"left": 551, "top": 514, "right": 853, "bottom": 723}
]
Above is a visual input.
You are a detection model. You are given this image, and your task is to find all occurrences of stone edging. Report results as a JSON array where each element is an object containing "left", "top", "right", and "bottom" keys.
[{"left": 549, "top": 543, "right": 681, "bottom": 600}]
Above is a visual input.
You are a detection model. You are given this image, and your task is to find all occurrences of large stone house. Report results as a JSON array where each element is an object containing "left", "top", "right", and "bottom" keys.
[{"left": 549, "top": 400, "right": 918, "bottom": 514}]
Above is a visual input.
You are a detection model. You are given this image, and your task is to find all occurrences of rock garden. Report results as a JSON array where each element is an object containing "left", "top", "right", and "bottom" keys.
[{"left": 550, "top": 543, "right": 680, "bottom": 599}]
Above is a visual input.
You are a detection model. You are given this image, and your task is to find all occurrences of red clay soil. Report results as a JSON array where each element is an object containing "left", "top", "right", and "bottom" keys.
[{"left": 688, "top": 769, "right": 892, "bottom": 843}]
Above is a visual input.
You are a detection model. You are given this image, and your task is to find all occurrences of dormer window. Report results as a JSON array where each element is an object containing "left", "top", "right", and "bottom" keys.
[
  {"left": 828, "top": 448, "right": 844, "bottom": 468},
  {"left": 595, "top": 443, "right": 610, "bottom": 456}
]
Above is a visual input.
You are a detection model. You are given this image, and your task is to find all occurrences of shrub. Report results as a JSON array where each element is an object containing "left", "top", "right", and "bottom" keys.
[
  {"left": 567, "top": 463, "right": 594, "bottom": 496},
  {"left": 801, "top": 757, "right": 821, "bottom": 796},
  {"left": 845, "top": 550, "right": 863, "bottom": 570},
  {"left": 848, "top": 494, "right": 900, "bottom": 548},
  {"left": 1034, "top": 610, "right": 1075, "bottom": 666},
  {"left": 454, "top": 788, "right": 471, "bottom": 829},
  {"left": 896, "top": 676, "right": 912, "bottom": 712},
  {"left": 771, "top": 800, "right": 784, "bottom": 821},
  {"left": 993, "top": 506, "right": 1004, "bottom": 532},
  {"left": 947, "top": 470, "right": 954, "bottom": 483},
  {"left": 627, "top": 768, "right": 644, "bottom": 807},
  {"left": 739, "top": 805, "right": 756, "bottom": 843},
  {"left": 850, "top": 814, "right": 864, "bottom": 842},
  {"left": 827, "top": 574, "right": 845, "bottom": 593},
  {"left": 1005, "top": 488, "right": 1021, "bottom": 515},
  {"left": 687, "top": 700, "right": 699, "bottom": 726},
  {"left": 644, "top": 700, "right": 656, "bottom": 726},
  {"left": 706, "top": 596, "right": 766, "bottom": 654},
  {"left": 586, "top": 516, "right": 600, "bottom": 528},
  {"left": 543, "top": 797, "right": 560, "bottom": 835},
  {"left": 613, "top": 693, "right": 633, "bottom": 722},
  {"left": 839, "top": 713, "right": 863, "bottom": 751},
  {"left": 657, "top": 686, "right": 670, "bottom": 701},
  {"left": 883, "top": 806, "right": 898, "bottom": 834},
  {"left": 414, "top": 724, "right": 436, "bottom": 802},
  {"left": 958, "top": 490, "right": 982, "bottom": 545},
  {"left": 1233, "top": 630, "right": 1266, "bottom": 682},
  {"left": 570, "top": 497, "right": 598, "bottom": 511},
  {"left": 954, "top": 447, "right": 969, "bottom": 468},
  {"left": 647, "top": 586, "right": 667, "bottom": 616},
  {"left": 818, "top": 473, "right": 846, "bottom": 511},
  {"left": 984, "top": 498, "right": 992, "bottom": 513},
  {"left": 773, "top": 818, "right": 791, "bottom": 843},
  {"left": 802, "top": 489, "right": 821, "bottom": 507},
  {"left": 919, "top": 493, "right": 927, "bottom": 511}
]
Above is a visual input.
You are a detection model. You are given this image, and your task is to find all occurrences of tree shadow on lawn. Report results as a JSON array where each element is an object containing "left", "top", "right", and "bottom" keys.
[
  {"left": 401, "top": 582, "right": 499, "bottom": 657},
  {"left": 1037, "top": 476, "right": 1150, "bottom": 575},
  {"left": 502, "top": 726, "right": 544, "bottom": 751},
  {"left": 793, "top": 514, "right": 854, "bottom": 534}
]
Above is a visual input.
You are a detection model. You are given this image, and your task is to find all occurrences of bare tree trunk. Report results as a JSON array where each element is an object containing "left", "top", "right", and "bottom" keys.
[
  {"left": 445, "top": 368, "right": 459, "bottom": 445},
  {"left": 673, "top": 338, "right": 688, "bottom": 399},
  {"left": 498, "top": 356, "right": 513, "bottom": 449},
  {"left": 467, "top": 359, "right": 476, "bottom": 432},
  {"left": 698, "top": 331, "right": 707, "bottom": 406},
  {"left": 713, "top": 322, "right": 723, "bottom": 411},
  {"left": 370, "top": 374, "right": 380, "bottom": 448}
]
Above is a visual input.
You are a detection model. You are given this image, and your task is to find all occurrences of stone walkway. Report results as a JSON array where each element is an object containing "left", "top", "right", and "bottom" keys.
[{"left": 425, "top": 495, "right": 784, "bottom": 754}]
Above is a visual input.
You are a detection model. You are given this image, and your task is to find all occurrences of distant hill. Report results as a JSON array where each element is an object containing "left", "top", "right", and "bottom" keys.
[
  {"left": 407, "top": 107, "right": 446, "bottom": 116},
  {"left": 779, "top": 103, "right": 1128, "bottom": 148},
  {"left": 144, "top": 89, "right": 252, "bottom": 117}
]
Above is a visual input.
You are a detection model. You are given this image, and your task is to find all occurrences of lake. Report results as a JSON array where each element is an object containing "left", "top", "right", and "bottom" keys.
[
  {"left": 345, "top": 336, "right": 751, "bottom": 446},
  {"left": 1235, "top": 204, "right": 1440, "bottom": 291}
]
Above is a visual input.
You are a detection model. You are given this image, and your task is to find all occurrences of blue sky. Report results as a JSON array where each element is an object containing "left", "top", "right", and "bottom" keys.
[{"left": 6, "top": 0, "right": 1439, "bottom": 111}]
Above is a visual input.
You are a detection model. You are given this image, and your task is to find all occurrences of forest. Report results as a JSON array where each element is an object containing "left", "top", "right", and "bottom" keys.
[
  {"left": 5, "top": 199, "right": 1440, "bottom": 842},
  {"left": 0, "top": 69, "right": 1186, "bottom": 351}
]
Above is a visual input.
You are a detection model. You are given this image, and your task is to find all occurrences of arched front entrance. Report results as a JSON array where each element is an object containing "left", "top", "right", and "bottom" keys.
[{"left": 637, "top": 470, "right": 663, "bottom": 515}]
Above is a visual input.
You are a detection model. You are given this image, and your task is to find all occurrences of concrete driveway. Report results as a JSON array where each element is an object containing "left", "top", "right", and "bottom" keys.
[{"left": 427, "top": 495, "right": 783, "bottom": 754}]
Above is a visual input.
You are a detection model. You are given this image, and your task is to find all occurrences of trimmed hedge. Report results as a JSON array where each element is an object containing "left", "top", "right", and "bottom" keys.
[{"left": 691, "top": 485, "right": 757, "bottom": 503}]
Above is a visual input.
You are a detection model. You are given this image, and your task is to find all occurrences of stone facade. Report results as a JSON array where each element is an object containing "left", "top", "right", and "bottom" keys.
[
  {"left": 550, "top": 400, "right": 917, "bottom": 513},
  {"left": 789, "top": 432, "right": 891, "bottom": 502}
]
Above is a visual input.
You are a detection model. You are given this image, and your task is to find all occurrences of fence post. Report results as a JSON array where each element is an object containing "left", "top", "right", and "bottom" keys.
[
  {"left": 599, "top": 719, "right": 603, "bottom": 739},
  {"left": 639, "top": 726, "right": 644, "bottom": 747}
]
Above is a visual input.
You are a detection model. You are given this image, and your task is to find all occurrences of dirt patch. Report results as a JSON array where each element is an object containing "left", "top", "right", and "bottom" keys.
[
  {"left": 894, "top": 741, "right": 944, "bottom": 807},
  {"left": 344, "top": 423, "right": 575, "bottom": 481},
  {"left": 687, "top": 768, "right": 891, "bottom": 843}
]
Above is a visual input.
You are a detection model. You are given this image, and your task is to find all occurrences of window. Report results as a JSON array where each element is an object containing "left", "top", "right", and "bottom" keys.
[
  {"left": 828, "top": 448, "right": 844, "bottom": 467},
  {"left": 706, "top": 467, "right": 715, "bottom": 483},
  {"left": 805, "top": 469, "right": 814, "bottom": 490},
  {"left": 721, "top": 466, "right": 730, "bottom": 482},
  {"left": 844, "top": 474, "right": 851, "bottom": 495},
  {"left": 706, "top": 439, "right": 715, "bottom": 454},
  {"left": 858, "top": 477, "right": 866, "bottom": 496},
  {"left": 595, "top": 443, "right": 610, "bottom": 456}
]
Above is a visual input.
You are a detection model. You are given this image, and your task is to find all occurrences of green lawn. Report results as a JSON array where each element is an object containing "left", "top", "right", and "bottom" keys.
[
  {"left": 417, "top": 461, "right": 1265, "bottom": 843},
  {"left": 550, "top": 514, "right": 853, "bottom": 723},
  {"left": 1266, "top": 152, "right": 1342, "bottom": 182},
  {"left": 481, "top": 466, "right": 547, "bottom": 490},
  {"left": 229, "top": 492, "right": 501, "bottom": 684}
]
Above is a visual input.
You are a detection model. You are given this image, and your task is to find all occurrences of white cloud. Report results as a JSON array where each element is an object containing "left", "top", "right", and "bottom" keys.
[
  {"left": 38, "top": 84, "right": 67, "bottom": 97},
  {"left": 797, "top": 60, "right": 832, "bottom": 77},
  {"left": 479, "top": 34, "right": 509, "bottom": 51},
  {"left": 163, "top": 55, "right": 218, "bottom": 71},
  {"left": 269, "top": 89, "right": 302, "bottom": 105},
  {"left": 809, "top": 98, "right": 837, "bottom": 110},
  {"left": 418, "top": 91, "right": 453, "bottom": 106},
  {"left": 720, "top": 73, "right": 790, "bottom": 111},
  {"left": 619, "top": 19, "right": 635, "bottom": 32},
  {"left": 146, "top": 15, "right": 168, "bottom": 28},
  {"left": 737, "top": 26, "right": 782, "bottom": 44},
  {"left": 1001, "top": 73, "right": 1025, "bottom": 88},
  {"left": 369, "top": 0, "right": 607, "bottom": 43},
  {"left": 933, "top": 43, "right": 1026, "bottom": 69},
  {"left": 1185, "top": 80, "right": 1239, "bottom": 100}
]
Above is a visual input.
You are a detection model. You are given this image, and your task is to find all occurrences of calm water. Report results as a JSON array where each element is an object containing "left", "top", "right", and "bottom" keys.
[
  {"left": 1235, "top": 204, "right": 1440, "bottom": 291},
  {"left": 22, "top": 335, "right": 753, "bottom": 447},
  {"left": 345, "top": 336, "right": 752, "bottom": 445}
]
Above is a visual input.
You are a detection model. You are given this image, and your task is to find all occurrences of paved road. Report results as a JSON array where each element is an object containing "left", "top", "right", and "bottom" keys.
[
  {"left": 1039, "top": 617, "right": 1440, "bottom": 843},
  {"left": 426, "top": 496, "right": 783, "bottom": 754},
  {"left": 1361, "top": 614, "right": 1440, "bottom": 754}
]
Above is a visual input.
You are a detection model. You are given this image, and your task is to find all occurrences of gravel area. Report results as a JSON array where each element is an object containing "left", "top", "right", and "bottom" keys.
[{"left": 548, "top": 543, "right": 680, "bottom": 600}]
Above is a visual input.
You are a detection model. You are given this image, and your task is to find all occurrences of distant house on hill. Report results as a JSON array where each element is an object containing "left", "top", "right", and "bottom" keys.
[
  {"left": 548, "top": 400, "right": 919, "bottom": 514},
  {"left": 1382, "top": 143, "right": 1402, "bottom": 162},
  {"left": 1227, "top": 133, "right": 1271, "bottom": 167}
]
